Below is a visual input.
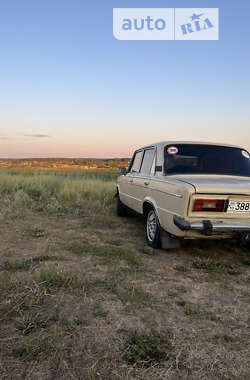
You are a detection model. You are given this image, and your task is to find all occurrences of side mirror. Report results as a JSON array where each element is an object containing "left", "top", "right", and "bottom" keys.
[{"left": 119, "top": 167, "right": 127, "bottom": 174}]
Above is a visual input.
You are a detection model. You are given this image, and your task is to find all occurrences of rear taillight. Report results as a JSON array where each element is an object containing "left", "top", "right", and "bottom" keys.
[{"left": 193, "top": 199, "right": 225, "bottom": 212}]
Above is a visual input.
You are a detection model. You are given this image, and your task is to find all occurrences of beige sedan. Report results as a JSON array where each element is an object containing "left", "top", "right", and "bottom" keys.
[{"left": 116, "top": 141, "right": 250, "bottom": 249}]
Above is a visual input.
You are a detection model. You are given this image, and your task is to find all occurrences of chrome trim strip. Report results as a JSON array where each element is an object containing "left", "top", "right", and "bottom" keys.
[
  {"left": 127, "top": 174, "right": 178, "bottom": 185},
  {"left": 195, "top": 193, "right": 250, "bottom": 197},
  {"left": 174, "top": 215, "right": 250, "bottom": 232},
  {"left": 152, "top": 189, "right": 183, "bottom": 198},
  {"left": 158, "top": 207, "right": 181, "bottom": 216},
  {"left": 119, "top": 192, "right": 142, "bottom": 203},
  {"left": 190, "top": 222, "right": 250, "bottom": 232},
  {"left": 124, "top": 175, "right": 183, "bottom": 198}
]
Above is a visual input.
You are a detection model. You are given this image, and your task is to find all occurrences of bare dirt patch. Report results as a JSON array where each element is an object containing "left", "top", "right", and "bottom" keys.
[{"left": 0, "top": 209, "right": 250, "bottom": 379}]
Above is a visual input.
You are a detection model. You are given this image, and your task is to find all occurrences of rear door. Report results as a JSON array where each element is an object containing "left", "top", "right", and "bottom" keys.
[{"left": 131, "top": 148, "right": 156, "bottom": 213}]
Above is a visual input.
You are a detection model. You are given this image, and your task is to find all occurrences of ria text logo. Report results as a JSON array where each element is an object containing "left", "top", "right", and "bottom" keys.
[{"left": 113, "top": 8, "right": 219, "bottom": 40}]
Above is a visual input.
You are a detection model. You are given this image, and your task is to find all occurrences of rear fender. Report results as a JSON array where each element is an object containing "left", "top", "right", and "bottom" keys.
[{"left": 143, "top": 197, "right": 159, "bottom": 219}]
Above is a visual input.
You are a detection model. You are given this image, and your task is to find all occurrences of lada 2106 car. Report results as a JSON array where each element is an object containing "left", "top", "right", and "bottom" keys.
[{"left": 116, "top": 142, "right": 250, "bottom": 249}]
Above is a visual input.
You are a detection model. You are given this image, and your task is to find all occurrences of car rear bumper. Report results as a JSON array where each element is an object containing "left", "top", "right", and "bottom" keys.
[{"left": 173, "top": 215, "right": 250, "bottom": 235}]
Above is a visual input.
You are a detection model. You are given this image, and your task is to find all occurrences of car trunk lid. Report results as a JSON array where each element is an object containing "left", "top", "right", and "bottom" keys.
[{"left": 174, "top": 175, "right": 250, "bottom": 195}]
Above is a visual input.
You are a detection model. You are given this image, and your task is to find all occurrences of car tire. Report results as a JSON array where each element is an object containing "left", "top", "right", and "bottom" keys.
[
  {"left": 238, "top": 232, "right": 250, "bottom": 250},
  {"left": 146, "top": 208, "right": 161, "bottom": 248},
  {"left": 116, "top": 193, "right": 127, "bottom": 217}
]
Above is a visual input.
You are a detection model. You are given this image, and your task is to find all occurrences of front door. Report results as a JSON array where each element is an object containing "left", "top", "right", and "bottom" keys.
[{"left": 119, "top": 150, "right": 144, "bottom": 210}]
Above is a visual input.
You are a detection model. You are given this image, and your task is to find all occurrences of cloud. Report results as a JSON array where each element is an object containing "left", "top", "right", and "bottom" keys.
[
  {"left": 0, "top": 137, "right": 8, "bottom": 140},
  {"left": 24, "top": 134, "right": 51, "bottom": 138}
]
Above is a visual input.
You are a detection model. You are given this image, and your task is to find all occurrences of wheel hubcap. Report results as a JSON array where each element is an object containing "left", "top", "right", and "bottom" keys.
[{"left": 147, "top": 210, "right": 157, "bottom": 242}]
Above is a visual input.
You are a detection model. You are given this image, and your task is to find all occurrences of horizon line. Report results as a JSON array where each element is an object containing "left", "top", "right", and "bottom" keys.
[{"left": 0, "top": 156, "right": 131, "bottom": 160}]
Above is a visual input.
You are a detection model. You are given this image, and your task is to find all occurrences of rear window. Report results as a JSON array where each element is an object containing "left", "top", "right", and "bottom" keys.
[{"left": 164, "top": 144, "right": 250, "bottom": 177}]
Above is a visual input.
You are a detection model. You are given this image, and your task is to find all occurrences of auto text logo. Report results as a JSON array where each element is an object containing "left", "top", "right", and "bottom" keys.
[{"left": 113, "top": 8, "right": 219, "bottom": 40}]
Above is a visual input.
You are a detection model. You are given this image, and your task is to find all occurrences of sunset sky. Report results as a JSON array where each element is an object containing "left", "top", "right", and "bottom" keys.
[{"left": 0, "top": 0, "right": 249, "bottom": 158}]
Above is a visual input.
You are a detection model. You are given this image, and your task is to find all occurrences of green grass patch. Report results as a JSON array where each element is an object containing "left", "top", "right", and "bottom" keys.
[
  {"left": 90, "top": 273, "right": 154, "bottom": 306},
  {"left": 193, "top": 259, "right": 240, "bottom": 275},
  {"left": 12, "top": 336, "right": 56, "bottom": 360},
  {"left": 32, "top": 255, "right": 60, "bottom": 263},
  {"left": 3, "top": 259, "right": 31, "bottom": 272},
  {"left": 117, "top": 285, "right": 155, "bottom": 306},
  {"left": 68, "top": 242, "right": 92, "bottom": 256},
  {"left": 37, "top": 267, "right": 79, "bottom": 288},
  {"left": 93, "top": 306, "right": 107, "bottom": 318},
  {"left": 29, "top": 228, "right": 46, "bottom": 238},
  {"left": 74, "top": 316, "right": 85, "bottom": 325},
  {"left": 22, "top": 290, "right": 45, "bottom": 310},
  {"left": 140, "top": 246, "right": 155, "bottom": 256},
  {"left": 211, "top": 334, "right": 236, "bottom": 344},
  {"left": 123, "top": 333, "right": 168, "bottom": 366},
  {"left": 94, "top": 246, "right": 140, "bottom": 266},
  {"left": 3, "top": 256, "right": 62, "bottom": 272},
  {"left": 62, "top": 319, "right": 75, "bottom": 332},
  {"left": 15, "top": 313, "right": 50, "bottom": 335},
  {"left": 68, "top": 242, "right": 141, "bottom": 267},
  {"left": 223, "top": 335, "right": 235, "bottom": 343},
  {"left": 183, "top": 302, "right": 218, "bottom": 320},
  {"left": 107, "top": 239, "right": 122, "bottom": 246}
]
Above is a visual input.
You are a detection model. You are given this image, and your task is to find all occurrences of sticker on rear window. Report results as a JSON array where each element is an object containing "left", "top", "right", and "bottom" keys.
[
  {"left": 242, "top": 150, "right": 250, "bottom": 159},
  {"left": 167, "top": 146, "right": 178, "bottom": 155}
]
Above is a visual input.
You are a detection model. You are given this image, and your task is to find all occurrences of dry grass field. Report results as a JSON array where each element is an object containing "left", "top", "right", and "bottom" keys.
[{"left": 0, "top": 171, "right": 250, "bottom": 379}]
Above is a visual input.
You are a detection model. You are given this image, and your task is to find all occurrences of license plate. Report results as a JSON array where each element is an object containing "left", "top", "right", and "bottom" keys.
[{"left": 227, "top": 201, "right": 250, "bottom": 213}]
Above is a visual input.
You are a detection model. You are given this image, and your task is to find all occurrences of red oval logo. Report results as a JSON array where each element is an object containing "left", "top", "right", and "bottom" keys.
[{"left": 167, "top": 146, "right": 178, "bottom": 155}]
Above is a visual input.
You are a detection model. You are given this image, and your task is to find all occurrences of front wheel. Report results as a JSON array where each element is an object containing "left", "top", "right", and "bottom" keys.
[{"left": 146, "top": 208, "right": 161, "bottom": 248}]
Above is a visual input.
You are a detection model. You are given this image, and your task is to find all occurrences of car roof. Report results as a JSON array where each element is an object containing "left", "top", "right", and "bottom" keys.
[{"left": 140, "top": 141, "right": 244, "bottom": 150}]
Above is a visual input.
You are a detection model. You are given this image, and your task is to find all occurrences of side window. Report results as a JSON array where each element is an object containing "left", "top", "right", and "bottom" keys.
[
  {"left": 140, "top": 149, "right": 155, "bottom": 175},
  {"left": 150, "top": 154, "right": 156, "bottom": 175},
  {"left": 131, "top": 151, "right": 143, "bottom": 173}
]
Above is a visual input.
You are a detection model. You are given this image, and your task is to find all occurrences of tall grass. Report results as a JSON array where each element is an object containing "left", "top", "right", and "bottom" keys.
[
  {"left": 0, "top": 170, "right": 116, "bottom": 215},
  {"left": 2, "top": 169, "right": 118, "bottom": 181}
]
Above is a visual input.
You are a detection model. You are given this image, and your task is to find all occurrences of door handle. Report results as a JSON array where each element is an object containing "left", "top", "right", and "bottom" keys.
[
  {"left": 129, "top": 178, "right": 134, "bottom": 183},
  {"left": 144, "top": 181, "right": 149, "bottom": 186}
]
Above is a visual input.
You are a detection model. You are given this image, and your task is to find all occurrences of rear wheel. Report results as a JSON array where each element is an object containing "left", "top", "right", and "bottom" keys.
[
  {"left": 238, "top": 232, "right": 250, "bottom": 250},
  {"left": 116, "top": 193, "right": 127, "bottom": 217},
  {"left": 146, "top": 208, "right": 161, "bottom": 248}
]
